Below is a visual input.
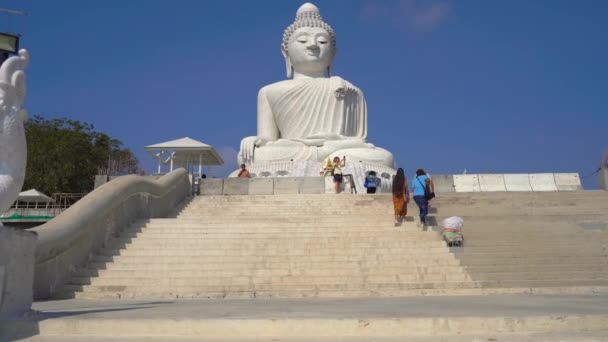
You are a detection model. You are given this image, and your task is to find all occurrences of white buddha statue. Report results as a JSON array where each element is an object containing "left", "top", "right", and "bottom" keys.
[{"left": 234, "top": 3, "right": 396, "bottom": 188}]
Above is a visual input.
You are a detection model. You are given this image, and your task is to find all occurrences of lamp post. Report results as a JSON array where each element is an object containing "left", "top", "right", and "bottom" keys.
[{"left": 0, "top": 32, "right": 20, "bottom": 65}]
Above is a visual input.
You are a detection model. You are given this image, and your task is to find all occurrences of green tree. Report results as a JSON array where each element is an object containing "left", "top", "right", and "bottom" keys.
[{"left": 23, "top": 115, "right": 140, "bottom": 194}]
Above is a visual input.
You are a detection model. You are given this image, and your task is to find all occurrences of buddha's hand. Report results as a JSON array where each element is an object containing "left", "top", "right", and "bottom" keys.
[{"left": 240, "top": 136, "right": 265, "bottom": 163}]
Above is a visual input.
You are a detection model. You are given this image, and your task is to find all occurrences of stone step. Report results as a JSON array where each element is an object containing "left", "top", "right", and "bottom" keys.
[
  {"left": 18, "top": 331, "right": 608, "bottom": 342},
  {"left": 78, "top": 264, "right": 608, "bottom": 279},
  {"left": 177, "top": 210, "right": 400, "bottom": 215},
  {"left": 64, "top": 279, "right": 608, "bottom": 295},
  {"left": 96, "top": 248, "right": 608, "bottom": 258},
  {"left": 125, "top": 227, "right": 420, "bottom": 233},
  {"left": 169, "top": 219, "right": 401, "bottom": 224},
  {"left": 114, "top": 235, "right": 601, "bottom": 247},
  {"left": 98, "top": 248, "right": 464, "bottom": 257},
  {"left": 113, "top": 236, "right": 442, "bottom": 245},
  {"left": 88, "top": 258, "right": 464, "bottom": 269},
  {"left": 118, "top": 233, "right": 601, "bottom": 245},
  {"left": 90, "top": 254, "right": 606, "bottom": 265},
  {"left": 462, "top": 264, "right": 608, "bottom": 272},
  {"left": 76, "top": 266, "right": 470, "bottom": 278},
  {"left": 117, "top": 232, "right": 441, "bottom": 239},
  {"left": 108, "top": 241, "right": 449, "bottom": 250},
  {"left": 64, "top": 286, "right": 608, "bottom": 299},
  {"left": 175, "top": 213, "right": 396, "bottom": 218},
  {"left": 128, "top": 227, "right": 602, "bottom": 238},
  {"left": 72, "top": 273, "right": 477, "bottom": 286},
  {"left": 73, "top": 270, "right": 608, "bottom": 287},
  {"left": 135, "top": 223, "right": 595, "bottom": 233},
  {"left": 454, "top": 256, "right": 608, "bottom": 265},
  {"left": 130, "top": 223, "right": 425, "bottom": 229},
  {"left": 120, "top": 232, "right": 600, "bottom": 242},
  {"left": 109, "top": 237, "right": 602, "bottom": 248},
  {"left": 130, "top": 224, "right": 412, "bottom": 230},
  {"left": 104, "top": 245, "right": 605, "bottom": 257}
]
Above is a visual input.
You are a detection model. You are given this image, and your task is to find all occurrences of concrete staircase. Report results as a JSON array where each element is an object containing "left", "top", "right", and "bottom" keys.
[{"left": 57, "top": 192, "right": 608, "bottom": 299}]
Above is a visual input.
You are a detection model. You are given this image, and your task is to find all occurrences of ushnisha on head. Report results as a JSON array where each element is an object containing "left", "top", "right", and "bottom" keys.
[{"left": 282, "top": 3, "right": 337, "bottom": 78}]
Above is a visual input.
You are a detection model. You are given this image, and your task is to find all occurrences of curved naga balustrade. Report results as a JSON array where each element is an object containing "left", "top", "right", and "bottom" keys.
[{"left": 32, "top": 169, "right": 191, "bottom": 299}]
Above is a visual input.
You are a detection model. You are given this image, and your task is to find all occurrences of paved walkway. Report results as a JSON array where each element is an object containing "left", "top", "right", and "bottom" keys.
[
  {"left": 4, "top": 294, "right": 607, "bottom": 341},
  {"left": 31, "top": 294, "right": 608, "bottom": 320}
]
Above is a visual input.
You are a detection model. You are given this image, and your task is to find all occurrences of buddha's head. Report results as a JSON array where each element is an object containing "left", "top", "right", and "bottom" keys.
[{"left": 282, "top": 3, "right": 336, "bottom": 78}]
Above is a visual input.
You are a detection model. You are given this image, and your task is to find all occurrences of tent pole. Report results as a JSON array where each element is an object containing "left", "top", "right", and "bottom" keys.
[
  {"left": 157, "top": 151, "right": 161, "bottom": 174},
  {"left": 198, "top": 154, "right": 202, "bottom": 178}
]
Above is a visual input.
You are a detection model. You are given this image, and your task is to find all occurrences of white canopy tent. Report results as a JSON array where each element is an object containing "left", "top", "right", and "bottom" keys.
[
  {"left": 144, "top": 137, "right": 224, "bottom": 178},
  {"left": 16, "top": 189, "right": 53, "bottom": 208}
]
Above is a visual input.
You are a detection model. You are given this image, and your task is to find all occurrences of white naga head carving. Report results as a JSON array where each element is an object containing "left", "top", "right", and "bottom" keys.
[
  {"left": 0, "top": 49, "right": 29, "bottom": 131},
  {"left": 281, "top": 3, "right": 337, "bottom": 78},
  {"left": 0, "top": 49, "right": 29, "bottom": 216}
]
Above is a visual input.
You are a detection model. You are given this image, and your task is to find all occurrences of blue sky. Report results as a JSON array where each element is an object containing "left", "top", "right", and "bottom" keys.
[{"left": 2, "top": 0, "right": 607, "bottom": 188}]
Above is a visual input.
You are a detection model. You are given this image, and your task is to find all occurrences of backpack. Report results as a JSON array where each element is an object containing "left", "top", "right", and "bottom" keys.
[{"left": 416, "top": 176, "right": 435, "bottom": 201}]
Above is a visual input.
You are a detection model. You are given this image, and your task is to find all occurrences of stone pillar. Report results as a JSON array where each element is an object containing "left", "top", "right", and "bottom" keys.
[
  {"left": 94, "top": 175, "right": 109, "bottom": 189},
  {"left": 0, "top": 227, "right": 37, "bottom": 318},
  {"left": 599, "top": 168, "right": 608, "bottom": 191}
]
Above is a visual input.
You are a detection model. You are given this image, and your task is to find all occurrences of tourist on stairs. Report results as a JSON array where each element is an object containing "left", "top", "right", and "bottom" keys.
[
  {"left": 364, "top": 171, "right": 381, "bottom": 194},
  {"left": 392, "top": 168, "right": 409, "bottom": 226},
  {"left": 411, "top": 168, "right": 432, "bottom": 227},
  {"left": 331, "top": 156, "right": 346, "bottom": 194}
]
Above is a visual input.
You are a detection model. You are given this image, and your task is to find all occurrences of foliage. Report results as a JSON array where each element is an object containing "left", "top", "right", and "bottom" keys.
[{"left": 23, "top": 115, "right": 140, "bottom": 194}]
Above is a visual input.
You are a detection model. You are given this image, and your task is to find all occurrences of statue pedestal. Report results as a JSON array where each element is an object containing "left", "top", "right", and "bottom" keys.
[
  {"left": 231, "top": 160, "right": 396, "bottom": 193},
  {"left": 599, "top": 169, "right": 608, "bottom": 191},
  {"left": 0, "top": 226, "right": 37, "bottom": 318}
]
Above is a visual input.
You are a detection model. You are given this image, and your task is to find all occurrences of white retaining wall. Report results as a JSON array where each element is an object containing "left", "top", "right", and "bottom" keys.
[
  {"left": 199, "top": 173, "right": 583, "bottom": 196},
  {"left": 452, "top": 173, "right": 580, "bottom": 193}
]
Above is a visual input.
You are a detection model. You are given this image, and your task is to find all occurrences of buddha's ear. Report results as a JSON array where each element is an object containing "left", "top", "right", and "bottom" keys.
[
  {"left": 327, "top": 48, "right": 337, "bottom": 77},
  {"left": 281, "top": 45, "right": 293, "bottom": 79}
]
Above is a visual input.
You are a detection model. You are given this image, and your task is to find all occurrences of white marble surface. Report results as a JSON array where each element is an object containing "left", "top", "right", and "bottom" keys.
[
  {"left": 236, "top": 3, "right": 395, "bottom": 182},
  {"left": 0, "top": 49, "right": 29, "bottom": 217}
]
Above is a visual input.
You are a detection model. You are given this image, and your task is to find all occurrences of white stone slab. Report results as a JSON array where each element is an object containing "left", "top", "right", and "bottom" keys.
[
  {"left": 554, "top": 173, "right": 583, "bottom": 191},
  {"left": 431, "top": 175, "right": 455, "bottom": 193},
  {"left": 478, "top": 174, "right": 507, "bottom": 192},
  {"left": 223, "top": 178, "right": 248, "bottom": 195},
  {"left": 504, "top": 174, "right": 533, "bottom": 192},
  {"left": 0, "top": 228, "right": 37, "bottom": 316},
  {"left": 453, "top": 175, "right": 481, "bottom": 192},
  {"left": 600, "top": 169, "right": 608, "bottom": 191},
  {"left": 324, "top": 176, "right": 354, "bottom": 194},
  {"left": 553, "top": 173, "right": 583, "bottom": 191},
  {"left": 298, "top": 177, "right": 325, "bottom": 194},
  {"left": 529, "top": 173, "right": 558, "bottom": 192},
  {"left": 0, "top": 265, "right": 4, "bottom": 303},
  {"left": 274, "top": 178, "right": 299, "bottom": 194},
  {"left": 200, "top": 179, "right": 223, "bottom": 195},
  {"left": 249, "top": 178, "right": 274, "bottom": 195}
]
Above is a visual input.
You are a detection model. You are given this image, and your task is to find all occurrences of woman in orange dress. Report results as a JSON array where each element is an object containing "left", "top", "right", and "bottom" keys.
[{"left": 392, "top": 168, "right": 409, "bottom": 225}]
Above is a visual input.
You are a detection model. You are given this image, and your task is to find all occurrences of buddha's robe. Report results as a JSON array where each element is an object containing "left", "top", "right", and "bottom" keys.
[
  {"left": 248, "top": 76, "right": 394, "bottom": 167},
  {"left": 272, "top": 76, "right": 366, "bottom": 142}
]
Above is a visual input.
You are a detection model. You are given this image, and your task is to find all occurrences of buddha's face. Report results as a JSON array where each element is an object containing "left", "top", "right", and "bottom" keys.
[{"left": 287, "top": 27, "right": 334, "bottom": 75}]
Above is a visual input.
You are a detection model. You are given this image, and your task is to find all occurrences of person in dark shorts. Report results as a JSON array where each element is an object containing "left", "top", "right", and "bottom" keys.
[
  {"left": 364, "top": 171, "right": 381, "bottom": 194},
  {"left": 331, "top": 156, "right": 346, "bottom": 194}
]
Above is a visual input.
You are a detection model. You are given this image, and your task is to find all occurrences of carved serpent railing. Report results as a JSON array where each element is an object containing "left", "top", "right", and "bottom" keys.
[{"left": 31, "top": 169, "right": 190, "bottom": 299}]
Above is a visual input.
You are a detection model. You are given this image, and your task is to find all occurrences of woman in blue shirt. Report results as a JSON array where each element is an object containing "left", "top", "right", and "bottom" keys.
[{"left": 411, "top": 168, "right": 433, "bottom": 227}]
